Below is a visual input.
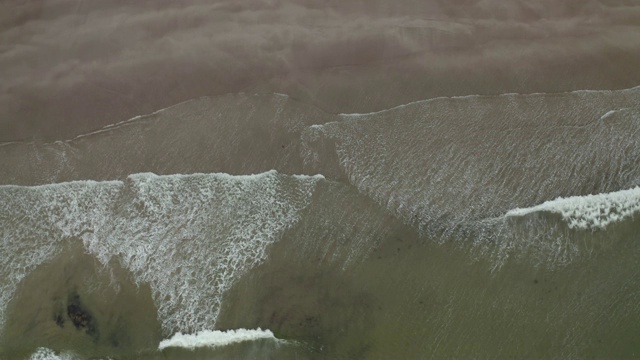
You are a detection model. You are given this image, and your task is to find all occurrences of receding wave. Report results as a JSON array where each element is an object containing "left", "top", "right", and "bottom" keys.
[
  {"left": 338, "top": 86, "right": 640, "bottom": 118},
  {"left": 0, "top": 93, "right": 335, "bottom": 186},
  {"left": 2, "top": 87, "right": 639, "bottom": 272},
  {"left": 302, "top": 88, "right": 640, "bottom": 266},
  {"left": 158, "top": 328, "right": 281, "bottom": 350}
]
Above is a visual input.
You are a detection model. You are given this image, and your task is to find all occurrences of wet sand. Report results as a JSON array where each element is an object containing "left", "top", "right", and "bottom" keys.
[{"left": 2, "top": 0, "right": 640, "bottom": 141}]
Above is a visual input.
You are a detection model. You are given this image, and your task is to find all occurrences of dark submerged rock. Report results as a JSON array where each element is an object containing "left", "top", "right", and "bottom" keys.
[
  {"left": 66, "top": 292, "right": 99, "bottom": 341},
  {"left": 54, "top": 312, "right": 65, "bottom": 328},
  {"left": 53, "top": 299, "right": 65, "bottom": 328}
]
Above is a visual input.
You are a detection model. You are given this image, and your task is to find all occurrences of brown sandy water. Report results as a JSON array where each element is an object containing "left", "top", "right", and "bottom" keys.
[
  {"left": 2, "top": 1, "right": 640, "bottom": 359},
  {"left": 217, "top": 187, "right": 640, "bottom": 359},
  {"left": 0, "top": 241, "right": 162, "bottom": 359},
  {"left": 2, "top": 0, "right": 640, "bottom": 142},
  {"left": 0, "top": 91, "right": 639, "bottom": 359},
  {"left": 2, "top": 175, "right": 639, "bottom": 359}
]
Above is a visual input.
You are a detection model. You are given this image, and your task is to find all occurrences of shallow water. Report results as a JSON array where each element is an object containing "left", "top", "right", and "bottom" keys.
[
  {"left": 1, "top": 88, "right": 639, "bottom": 359},
  {"left": 2, "top": 1, "right": 640, "bottom": 359}
]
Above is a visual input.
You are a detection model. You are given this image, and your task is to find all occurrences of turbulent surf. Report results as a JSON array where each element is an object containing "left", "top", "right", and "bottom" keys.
[{"left": 1, "top": 86, "right": 640, "bottom": 359}]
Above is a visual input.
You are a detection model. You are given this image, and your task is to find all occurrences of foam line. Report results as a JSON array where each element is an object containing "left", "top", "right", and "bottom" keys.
[
  {"left": 28, "top": 348, "right": 82, "bottom": 360},
  {"left": 2, "top": 86, "right": 639, "bottom": 148},
  {"left": 0, "top": 170, "right": 324, "bottom": 335},
  {"left": 158, "top": 328, "right": 280, "bottom": 350},
  {"left": 338, "top": 86, "right": 640, "bottom": 117},
  {"left": 506, "top": 187, "right": 640, "bottom": 230},
  {"left": 70, "top": 98, "right": 202, "bottom": 141}
]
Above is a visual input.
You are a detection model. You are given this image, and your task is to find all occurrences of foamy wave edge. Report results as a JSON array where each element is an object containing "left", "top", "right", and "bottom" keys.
[
  {"left": 338, "top": 86, "right": 640, "bottom": 117},
  {"left": 28, "top": 347, "right": 112, "bottom": 360},
  {"left": 158, "top": 328, "right": 282, "bottom": 350},
  {"left": 505, "top": 187, "right": 640, "bottom": 230}
]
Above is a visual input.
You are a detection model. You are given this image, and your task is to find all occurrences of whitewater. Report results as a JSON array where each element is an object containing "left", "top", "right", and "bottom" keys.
[{"left": 1, "top": 86, "right": 639, "bottom": 359}]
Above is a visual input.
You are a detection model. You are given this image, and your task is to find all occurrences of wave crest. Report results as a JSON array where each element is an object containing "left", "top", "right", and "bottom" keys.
[
  {"left": 158, "top": 328, "right": 280, "bottom": 350},
  {"left": 506, "top": 187, "right": 640, "bottom": 230}
]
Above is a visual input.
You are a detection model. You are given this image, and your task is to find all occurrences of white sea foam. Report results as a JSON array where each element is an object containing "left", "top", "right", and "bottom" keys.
[
  {"left": 0, "top": 180, "right": 122, "bottom": 331},
  {"left": 158, "top": 328, "right": 280, "bottom": 350},
  {"left": 301, "top": 86, "right": 640, "bottom": 268},
  {"left": 599, "top": 109, "right": 619, "bottom": 120},
  {"left": 0, "top": 171, "right": 323, "bottom": 335},
  {"left": 338, "top": 93, "right": 479, "bottom": 117},
  {"left": 338, "top": 85, "right": 640, "bottom": 118},
  {"left": 29, "top": 348, "right": 68, "bottom": 360},
  {"left": 506, "top": 187, "right": 640, "bottom": 230},
  {"left": 28, "top": 348, "right": 88, "bottom": 360}
]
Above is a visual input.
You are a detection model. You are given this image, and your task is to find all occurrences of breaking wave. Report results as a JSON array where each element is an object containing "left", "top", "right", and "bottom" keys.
[
  {"left": 158, "top": 328, "right": 281, "bottom": 350},
  {"left": 28, "top": 347, "right": 94, "bottom": 360},
  {"left": 506, "top": 187, "right": 640, "bottom": 230},
  {"left": 302, "top": 88, "right": 640, "bottom": 266},
  {"left": 0, "top": 171, "right": 324, "bottom": 334}
]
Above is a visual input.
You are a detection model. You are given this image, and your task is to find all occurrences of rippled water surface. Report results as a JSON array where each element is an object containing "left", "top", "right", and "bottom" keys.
[{"left": 2, "top": 1, "right": 640, "bottom": 359}]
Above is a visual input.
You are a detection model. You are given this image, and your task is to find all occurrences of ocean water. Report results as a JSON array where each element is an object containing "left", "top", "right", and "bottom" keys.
[{"left": 1, "top": 87, "right": 640, "bottom": 359}]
